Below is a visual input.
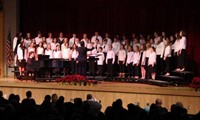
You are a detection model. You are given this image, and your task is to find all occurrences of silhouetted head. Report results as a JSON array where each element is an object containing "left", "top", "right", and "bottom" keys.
[
  {"left": 86, "top": 94, "right": 93, "bottom": 100},
  {"left": 116, "top": 99, "right": 123, "bottom": 106},
  {"left": 44, "top": 95, "right": 51, "bottom": 102},
  {"left": 155, "top": 98, "right": 162, "bottom": 107},
  {"left": 52, "top": 93, "right": 58, "bottom": 103},
  {"left": 26, "top": 91, "right": 32, "bottom": 98},
  {"left": 176, "top": 102, "right": 183, "bottom": 108}
]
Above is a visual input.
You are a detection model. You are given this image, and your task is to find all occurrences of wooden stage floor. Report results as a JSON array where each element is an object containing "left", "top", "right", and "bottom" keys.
[{"left": 0, "top": 77, "right": 200, "bottom": 114}]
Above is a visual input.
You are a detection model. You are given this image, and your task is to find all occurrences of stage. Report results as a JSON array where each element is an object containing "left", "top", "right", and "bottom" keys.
[{"left": 0, "top": 77, "right": 200, "bottom": 114}]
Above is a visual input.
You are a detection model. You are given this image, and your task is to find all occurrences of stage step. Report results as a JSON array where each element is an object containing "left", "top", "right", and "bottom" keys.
[
  {"left": 171, "top": 71, "right": 194, "bottom": 84},
  {"left": 35, "top": 78, "right": 54, "bottom": 82},
  {"left": 147, "top": 79, "right": 171, "bottom": 86},
  {"left": 16, "top": 76, "right": 34, "bottom": 81},
  {"left": 157, "top": 75, "right": 184, "bottom": 86}
]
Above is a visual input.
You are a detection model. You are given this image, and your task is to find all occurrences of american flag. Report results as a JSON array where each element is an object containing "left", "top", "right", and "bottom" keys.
[{"left": 6, "top": 29, "right": 13, "bottom": 66}]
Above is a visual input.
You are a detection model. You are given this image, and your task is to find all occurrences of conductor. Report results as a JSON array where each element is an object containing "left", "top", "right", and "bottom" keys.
[{"left": 76, "top": 41, "right": 93, "bottom": 76}]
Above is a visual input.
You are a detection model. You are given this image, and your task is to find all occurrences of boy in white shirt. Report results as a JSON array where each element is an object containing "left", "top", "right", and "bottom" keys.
[
  {"left": 106, "top": 45, "right": 115, "bottom": 77},
  {"left": 97, "top": 47, "right": 105, "bottom": 77},
  {"left": 163, "top": 38, "right": 172, "bottom": 76},
  {"left": 133, "top": 46, "right": 140, "bottom": 79},
  {"left": 118, "top": 44, "right": 126, "bottom": 78}
]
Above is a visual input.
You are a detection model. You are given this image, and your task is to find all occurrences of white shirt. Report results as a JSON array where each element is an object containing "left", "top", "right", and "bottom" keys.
[
  {"left": 91, "top": 35, "right": 103, "bottom": 45},
  {"left": 24, "top": 39, "right": 31, "bottom": 48},
  {"left": 112, "top": 42, "right": 120, "bottom": 55},
  {"left": 87, "top": 43, "right": 92, "bottom": 49},
  {"left": 148, "top": 52, "right": 156, "bottom": 66},
  {"left": 61, "top": 43, "right": 66, "bottom": 52},
  {"left": 87, "top": 49, "right": 97, "bottom": 58},
  {"left": 75, "top": 41, "right": 81, "bottom": 47},
  {"left": 97, "top": 52, "right": 105, "bottom": 65},
  {"left": 28, "top": 47, "right": 35, "bottom": 54},
  {"left": 53, "top": 50, "right": 61, "bottom": 58},
  {"left": 179, "top": 36, "right": 186, "bottom": 50},
  {"left": 17, "top": 47, "right": 27, "bottom": 60},
  {"left": 70, "top": 50, "right": 78, "bottom": 59},
  {"left": 101, "top": 44, "right": 109, "bottom": 53},
  {"left": 62, "top": 47, "right": 71, "bottom": 59},
  {"left": 126, "top": 51, "right": 134, "bottom": 64},
  {"left": 151, "top": 43, "right": 156, "bottom": 48},
  {"left": 156, "top": 42, "right": 165, "bottom": 58},
  {"left": 94, "top": 43, "right": 101, "bottom": 50},
  {"left": 35, "top": 37, "right": 42, "bottom": 45},
  {"left": 13, "top": 37, "right": 18, "bottom": 51},
  {"left": 106, "top": 50, "right": 115, "bottom": 64},
  {"left": 133, "top": 43, "right": 141, "bottom": 49},
  {"left": 51, "top": 42, "right": 59, "bottom": 50},
  {"left": 140, "top": 39, "right": 146, "bottom": 45},
  {"left": 118, "top": 50, "right": 126, "bottom": 61},
  {"left": 133, "top": 52, "right": 140, "bottom": 64},
  {"left": 164, "top": 45, "right": 171, "bottom": 58},
  {"left": 174, "top": 39, "right": 180, "bottom": 53},
  {"left": 43, "top": 43, "right": 47, "bottom": 49},
  {"left": 45, "top": 49, "right": 53, "bottom": 59},
  {"left": 81, "top": 38, "right": 87, "bottom": 47},
  {"left": 91, "top": 48, "right": 97, "bottom": 55},
  {"left": 145, "top": 49, "right": 151, "bottom": 58},
  {"left": 37, "top": 47, "right": 44, "bottom": 55},
  {"left": 154, "top": 37, "right": 159, "bottom": 45},
  {"left": 13, "top": 37, "right": 23, "bottom": 51},
  {"left": 105, "top": 38, "right": 112, "bottom": 45},
  {"left": 46, "top": 38, "right": 53, "bottom": 44},
  {"left": 69, "top": 37, "right": 78, "bottom": 48}
]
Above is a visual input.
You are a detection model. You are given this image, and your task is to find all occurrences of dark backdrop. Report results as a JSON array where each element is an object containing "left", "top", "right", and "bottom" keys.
[{"left": 19, "top": 0, "right": 200, "bottom": 75}]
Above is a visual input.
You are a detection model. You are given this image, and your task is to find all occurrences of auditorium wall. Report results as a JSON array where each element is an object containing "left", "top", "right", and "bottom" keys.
[
  {"left": 0, "top": 11, "right": 4, "bottom": 77},
  {"left": 2, "top": 0, "right": 20, "bottom": 77}
]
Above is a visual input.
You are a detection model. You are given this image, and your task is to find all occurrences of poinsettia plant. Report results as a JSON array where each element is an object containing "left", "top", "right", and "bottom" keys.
[
  {"left": 190, "top": 77, "right": 200, "bottom": 91},
  {"left": 56, "top": 75, "right": 98, "bottom": 86}
]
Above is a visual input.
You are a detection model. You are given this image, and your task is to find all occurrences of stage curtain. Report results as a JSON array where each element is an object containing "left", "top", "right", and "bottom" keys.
[{"left": 19, "top": 0, "right": 200, "bottom": 75}]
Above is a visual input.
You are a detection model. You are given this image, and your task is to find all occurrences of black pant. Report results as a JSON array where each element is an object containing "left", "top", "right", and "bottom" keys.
[
  {"left": 156, "top": 55, "right": 164, "bottom": 74},
  {"left": 71, "top": 59, "right": 77, "bottom": 74},
  {"left": 89, "top": 60, "right": 96, "bottom": 76},
  {"left": 119, "top": 61, "right": 125, "bottom": 73},
  {"left": 165, "top": 57, "right": 171, "bottom": 73},
  {"left": 179, "top": 49, "right": 186, "bottom": 69},
  {"left": 128, "top": 63, "right": 133, "bottom": 77},
  {"left": 171, "top": 50, "right": 176, "bottom": 70},
  {"left": 107, "top": 59, "right": 113, "bottom": 77},
  {"left": 114, "top": 56, "right": 118, "bottom": 76},
  {"left": 98, "top": 65, "right": 103, "bottom": 76},
  {"left": 133, "top": 64, "right": 139, "bottom": 76},
  {"left": 78, "top": 61, "right": 87, "bottom": 76},
  {"left": 145, "top": 57, "right": 149, "bottom": 78}
]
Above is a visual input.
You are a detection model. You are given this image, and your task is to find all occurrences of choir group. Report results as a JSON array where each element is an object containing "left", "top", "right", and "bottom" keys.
[{"left": 13, "top": 31, "right": 187, "bottom": 80}]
